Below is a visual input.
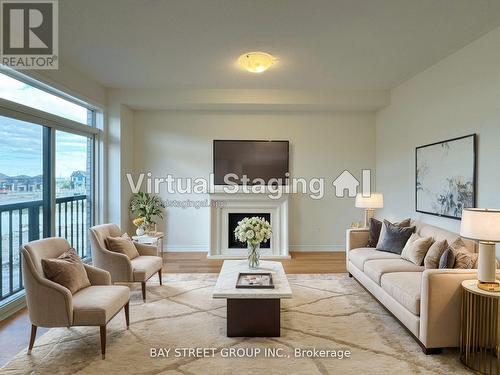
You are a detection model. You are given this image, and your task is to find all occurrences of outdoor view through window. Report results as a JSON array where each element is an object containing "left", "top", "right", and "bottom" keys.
[{"left": 0, "top": 73, "right": 94, "bottom": 303}]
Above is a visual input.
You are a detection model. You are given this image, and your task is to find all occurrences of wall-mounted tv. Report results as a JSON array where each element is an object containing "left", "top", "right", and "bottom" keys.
[{"left": 213, "top": 140, "right": 289, "bottom": 185}]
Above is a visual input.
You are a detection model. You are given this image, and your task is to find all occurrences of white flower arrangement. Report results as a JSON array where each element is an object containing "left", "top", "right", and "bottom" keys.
[{"left": 234, "top": 216, "right": 272, "bottom": 246}]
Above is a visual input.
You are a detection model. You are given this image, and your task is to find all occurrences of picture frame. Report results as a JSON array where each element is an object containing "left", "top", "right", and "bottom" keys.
[{"left": 415, "top": 134, "right": 476, "bottom": 220}]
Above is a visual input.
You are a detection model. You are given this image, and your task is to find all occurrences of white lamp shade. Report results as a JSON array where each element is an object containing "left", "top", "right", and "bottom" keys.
[
  {"left": 460, "top": 208, "right": 500, "bottom": 242},
  {"left": 355, "top": 193, "right": 384, "bottom": 209}
]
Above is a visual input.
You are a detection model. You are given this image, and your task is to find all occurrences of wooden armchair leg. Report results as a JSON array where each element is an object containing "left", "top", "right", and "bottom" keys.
[
  {"left": 124, "top": 302, "right": 130, "bottom": 329},
  {"left": 100, "top": 325, "right": 106, "bottom": 359},
  {"left": 141, "top": 282, "right": 146, "bottom": 302},
  {"left": 158, "top": 270, "right": 163, "bottom": 285},
  {"left": 27, "top": 325, "right": 37, "bottom": 354}
]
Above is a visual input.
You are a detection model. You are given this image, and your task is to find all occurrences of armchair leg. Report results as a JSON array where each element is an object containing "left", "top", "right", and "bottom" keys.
[
  {"left": 124, "top": 302, "right": 130, "bottom": 329},
  {"left": 141, "top": 282, "right": 146, "bottom": 302},
  {"left": 100, "top": 325, "right": 106, "bottom": 359},
  {"left": 158, "top": 270, "right": 163, "bottom": 285},
  {"left": 27, "top": 325, "right": 37, "bottom": 354}
]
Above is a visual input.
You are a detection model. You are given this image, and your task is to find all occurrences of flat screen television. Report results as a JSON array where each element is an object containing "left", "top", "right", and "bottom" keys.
[{"left": 213, "top": 140, "right": 289, "bottom": 185}]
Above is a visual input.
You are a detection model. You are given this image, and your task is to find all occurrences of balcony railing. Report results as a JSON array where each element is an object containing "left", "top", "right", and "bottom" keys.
[{"left": 0, "top": 194, "right": 89, "bottom": 303}]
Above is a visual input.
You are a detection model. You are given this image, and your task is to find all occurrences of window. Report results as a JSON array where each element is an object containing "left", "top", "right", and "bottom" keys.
[
  {"left": 0, "top": 72, "right": 91, "bottom": 124},
  {"left": 55, "top": 131, "right": 93, "bottom": 259},
  {"left": 0, "top": 116, "right": 46, "bottom": 300},
  {"left": 0, "top": 71, "right": 100, "bottom": 305}
]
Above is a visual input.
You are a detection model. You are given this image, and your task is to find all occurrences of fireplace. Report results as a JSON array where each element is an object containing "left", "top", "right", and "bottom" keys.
[
  {"left": 208, "top": 188, "right": 290, "bottom": 259},
  {"left": 227, "top": 213, "right": 271, "bottom": 249}
]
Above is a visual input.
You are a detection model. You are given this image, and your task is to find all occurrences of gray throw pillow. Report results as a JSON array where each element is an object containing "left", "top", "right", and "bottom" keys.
[
  {"left": 376, "top": 220, "right": 415, "bottom": 254},
  {"left": 368, "top": 218, "right": 383, "bottom": 247},
  {"left": 438, "top": 247, "right": 456, "bottom": 269}
]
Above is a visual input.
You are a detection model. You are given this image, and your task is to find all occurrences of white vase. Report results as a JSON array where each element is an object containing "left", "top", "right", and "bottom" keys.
[{"left": 136, "top": 227, "right": 145, "bottom": 236}]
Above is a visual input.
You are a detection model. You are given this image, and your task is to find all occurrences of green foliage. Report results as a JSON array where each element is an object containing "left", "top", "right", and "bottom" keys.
[{"left": 129, "top": 192, "right": 165, "bottom": 225}]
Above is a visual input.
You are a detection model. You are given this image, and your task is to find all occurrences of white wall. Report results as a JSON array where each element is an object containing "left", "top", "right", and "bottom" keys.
[
  {"left": 106, "top": 103, "right": 135, "bottom": 231},
  {"left": 376, "top": 27, "right": 500, "bottom": 258},
  {"left": 131, "top": 110, "right": 375, "bottom": 251}
]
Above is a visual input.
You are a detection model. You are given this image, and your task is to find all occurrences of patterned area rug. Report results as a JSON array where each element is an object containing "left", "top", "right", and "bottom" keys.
[{"left": 1, "top": 274, "right": 471, "bottom": 374}]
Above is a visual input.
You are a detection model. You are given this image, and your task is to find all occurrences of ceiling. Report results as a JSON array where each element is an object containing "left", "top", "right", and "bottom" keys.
[{"left": 60, "top": 0, "right": 500, "bottom": 90}]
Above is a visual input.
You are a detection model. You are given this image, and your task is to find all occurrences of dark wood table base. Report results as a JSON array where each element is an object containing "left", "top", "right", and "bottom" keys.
[{"left": 227, "top": 298, "right": 280, "bottom": 337}]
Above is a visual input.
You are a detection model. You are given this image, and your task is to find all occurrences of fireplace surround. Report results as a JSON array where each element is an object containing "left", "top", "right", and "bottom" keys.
[{"left": 208, "top": 187, "right": 290, "bottom": 259}]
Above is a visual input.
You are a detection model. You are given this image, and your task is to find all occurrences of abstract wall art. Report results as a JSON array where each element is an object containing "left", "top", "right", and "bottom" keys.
[{"left": 415, "top": 134, "right": 476, "bottom": 220}]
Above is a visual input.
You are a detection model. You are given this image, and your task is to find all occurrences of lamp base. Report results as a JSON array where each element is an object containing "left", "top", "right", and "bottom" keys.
[
  {"left": 364, "top": 209, "right": 375, "bottom": 228},
  {"left": 477, "top": 280, "right": 500, "bottom": 292}
]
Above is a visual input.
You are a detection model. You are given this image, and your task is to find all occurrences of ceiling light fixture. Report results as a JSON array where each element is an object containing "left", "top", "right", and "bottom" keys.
[{"left": 237, "top": 52, "right": 276, "bottom": 73}]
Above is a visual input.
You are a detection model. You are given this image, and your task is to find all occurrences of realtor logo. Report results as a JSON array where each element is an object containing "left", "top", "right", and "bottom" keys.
[{"left": 1, "top": 0, "right": 58, "bottom": 69}]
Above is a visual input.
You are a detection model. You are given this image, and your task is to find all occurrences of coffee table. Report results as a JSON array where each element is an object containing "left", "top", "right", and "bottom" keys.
[{"left": 212, "top": 260, "right": 292, "bottom": 337}]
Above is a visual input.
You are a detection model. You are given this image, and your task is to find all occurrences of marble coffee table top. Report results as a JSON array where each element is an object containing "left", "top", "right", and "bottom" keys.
[{"left": 212, "top": 260, "right": 293, "bottom": 299}]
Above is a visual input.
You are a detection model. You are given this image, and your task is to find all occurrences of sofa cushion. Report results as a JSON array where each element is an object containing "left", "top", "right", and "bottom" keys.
[
  {"left": 349, "top": 248, "right": 400, "bottom": 271},
  {"left": 73, "top": 285, "right": 129, "bottom": 325},
  {"left": 381, "top": 272, "right": 422, "bottom": 316},
  {"left": 364, "top": 259, "right": 424, "bottom": 285},
  {"left": 132, "top": 255, "right": 162, "bottom": 282}
]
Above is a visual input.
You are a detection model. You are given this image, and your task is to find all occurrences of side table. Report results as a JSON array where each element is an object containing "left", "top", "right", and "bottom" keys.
[
  {"left": 460, "top": 280, "right": 499, "bottom": 375},
  {"left": 132, "top": 232, "right": 165, "bottom": 255}
]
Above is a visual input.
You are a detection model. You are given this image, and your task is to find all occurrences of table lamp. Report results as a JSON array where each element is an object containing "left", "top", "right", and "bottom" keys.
[
  {"left": 460, "top": 208, "right": 500, "bottom": 292},
  {"left": 355, "top": 193, "right": 384, "bottom": 227}
]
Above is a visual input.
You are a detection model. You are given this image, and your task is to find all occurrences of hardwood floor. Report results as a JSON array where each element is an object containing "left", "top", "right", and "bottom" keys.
[
  {"left": 162, "top": 251, "right": 346, "bottom": 274},
  {"left": 0, "top": 252, "right": 346, "bottom": 367}
]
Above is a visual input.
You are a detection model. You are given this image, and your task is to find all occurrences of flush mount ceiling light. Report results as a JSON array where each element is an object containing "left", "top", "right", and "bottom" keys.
[{"left": 237, "top": 52, "right": 276, "bottom": 73}]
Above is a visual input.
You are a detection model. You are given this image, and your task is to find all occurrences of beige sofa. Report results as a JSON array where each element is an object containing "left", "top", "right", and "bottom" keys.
[{"left": 346, "top": 220, "right": 499, "bottom": 354}]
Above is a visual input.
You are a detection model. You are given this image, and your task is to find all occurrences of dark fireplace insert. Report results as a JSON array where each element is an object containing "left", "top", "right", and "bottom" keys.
[{"left": 228, "top": 213, "right": 271, "bottom": 249}]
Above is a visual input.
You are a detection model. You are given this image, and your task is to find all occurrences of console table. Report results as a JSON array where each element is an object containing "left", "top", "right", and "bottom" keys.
[
  {"left": 460, "top": 280, "right": 499, "bottom": 375},
  {"left": 212, "top": 260, "right": 292, "bottom": 337}
]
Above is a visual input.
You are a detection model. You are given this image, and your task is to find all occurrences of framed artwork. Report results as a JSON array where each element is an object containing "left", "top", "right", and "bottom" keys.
[{"left": 415, "top": 134, "right": 476, "bottom": 220}]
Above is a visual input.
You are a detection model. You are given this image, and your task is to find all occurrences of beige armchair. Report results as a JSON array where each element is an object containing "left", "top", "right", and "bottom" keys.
[
  {"left": 89, "top": 224, "right": 163, "bottom": 302},
  {"left": 21, "top": 237, "right": 130, "bottom": 359}
]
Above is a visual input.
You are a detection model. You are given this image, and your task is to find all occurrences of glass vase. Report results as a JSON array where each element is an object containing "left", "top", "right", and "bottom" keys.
[{"left": 247, "top": 242, "right": 261, "bottom": 269}]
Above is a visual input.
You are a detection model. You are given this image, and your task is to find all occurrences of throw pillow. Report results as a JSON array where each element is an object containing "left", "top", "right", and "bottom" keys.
[
  {"left": 367, "top": 218, "right": 383, "bottom": 247},
  {"left": 375, "top": 218, "right": 411, "bottom": 248},
  {"left": 438, "top": 247, "right": 456, "bottom": 268},
  {"left": 423, "top": 239, "right": 448, "bottom": 269},
  {"left": 450, "top": 238, "right": 478, "bottom": 269},
  {"left": 42, "top": 248, "right": 91, "bottom": 294},
  {"left": 453, "top": 251, "right": 478, "bottom": 269},
  {"left": 106, "top": 236, "right": 139, "bottom": 259},
  {"left": 401, "top": 233, "right": 433, "bottom": 265},
  {"left": 376, "top": 220, "right": 415, "bottom": 254}
]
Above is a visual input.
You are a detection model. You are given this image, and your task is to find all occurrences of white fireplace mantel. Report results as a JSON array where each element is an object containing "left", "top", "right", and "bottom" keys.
[{"left": 208, "top": 189, "right": 290, "bottom": 259}]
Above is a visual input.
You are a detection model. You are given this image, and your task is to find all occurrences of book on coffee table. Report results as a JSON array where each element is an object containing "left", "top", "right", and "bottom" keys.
[{"left": 236, "top": 273, "right": 274, "bottom": 289}]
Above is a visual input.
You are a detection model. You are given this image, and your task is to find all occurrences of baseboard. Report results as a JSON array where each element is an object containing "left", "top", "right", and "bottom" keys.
[
  {"left": 0, "top": 292, "right": 26, "bottom": 322},
  {"left": 162, "top": 245, "right": 209, "bottom": 252},
  {"left": 290, "top": 245, "right": 344, "bottom": 252},
  {"left": 163, "top": 244, "right": 344, "bottom": 252}
]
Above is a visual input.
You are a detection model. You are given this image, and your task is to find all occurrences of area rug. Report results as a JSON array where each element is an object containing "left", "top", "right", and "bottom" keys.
[{"left": 1, "top": 273, "right": 471, "bottom": 374}]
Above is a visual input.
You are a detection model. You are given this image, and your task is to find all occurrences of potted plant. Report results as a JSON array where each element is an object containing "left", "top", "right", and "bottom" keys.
[
  {"left": 129, "top": 192, "right": 165, "bottom": 233},
  {"left": 234, "top": 217, "right": 272, "bottom": 269}
]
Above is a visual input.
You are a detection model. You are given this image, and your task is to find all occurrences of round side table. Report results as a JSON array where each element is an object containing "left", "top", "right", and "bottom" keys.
[{"left": 460, "top": 280, "right": 500, "bottom": 375}]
